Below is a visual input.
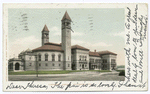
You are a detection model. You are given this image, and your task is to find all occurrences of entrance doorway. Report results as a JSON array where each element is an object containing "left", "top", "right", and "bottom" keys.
[
  {"left": 82, "top": 64, "right": 84, "bottom": 69},
  {"left": 72, "top": 64, "right": 75, "bottom": 70},
  {"left": 15, "top": 63, "right": 20, "bottom": 70}
]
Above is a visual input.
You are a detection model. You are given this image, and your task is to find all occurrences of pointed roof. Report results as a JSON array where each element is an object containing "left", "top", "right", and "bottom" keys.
[
  {"left": 42, "top": 25, "right": 49, "bottom": 32},
  {"left": 61, "top": 11, "right": 72, "bottom": 21},
  {"left": 71, "top": 45, "right": 89, "bottom": 51}
]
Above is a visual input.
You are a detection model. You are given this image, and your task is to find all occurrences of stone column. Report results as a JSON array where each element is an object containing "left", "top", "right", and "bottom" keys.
[
  {"left": 13, "top": 62, "right": 15, "bottom": 71},
  {"left": 19, "top": 62, "right": 21, "bottom": 70}
]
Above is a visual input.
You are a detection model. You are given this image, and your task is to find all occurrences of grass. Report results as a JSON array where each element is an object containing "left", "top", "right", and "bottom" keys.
[{"left": 8, "top": 70, "right": 111, "bottom": 75}]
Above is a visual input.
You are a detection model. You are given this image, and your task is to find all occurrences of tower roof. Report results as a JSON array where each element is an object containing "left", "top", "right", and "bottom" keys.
[
  {"left": 61, "top": 11, "right": 72, "bottom": 21},
  {"left": 42, "top": 25, "right": 49, "bottom": 32}
]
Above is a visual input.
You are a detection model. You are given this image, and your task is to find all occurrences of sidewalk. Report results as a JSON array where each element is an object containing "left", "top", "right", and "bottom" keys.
[{"left": 9, "top": 71, "right": 119, "bottom": 77}]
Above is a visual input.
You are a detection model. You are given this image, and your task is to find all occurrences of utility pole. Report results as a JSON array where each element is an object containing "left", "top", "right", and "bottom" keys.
[{"left": 35, "top": 54, "right": 38, "bottom": 77}]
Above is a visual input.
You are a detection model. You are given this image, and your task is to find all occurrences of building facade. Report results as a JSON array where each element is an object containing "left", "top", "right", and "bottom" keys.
[{"left": 8, "top": 11, "right": 117, "bottom": 71}]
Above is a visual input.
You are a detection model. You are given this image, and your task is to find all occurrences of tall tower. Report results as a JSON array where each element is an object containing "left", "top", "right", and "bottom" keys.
[
  {"left": 42, "top": 25, "right": 49, "bottom": 46},
  {"left": 61, "top": 11, "right": 72, "bottom": 70}
]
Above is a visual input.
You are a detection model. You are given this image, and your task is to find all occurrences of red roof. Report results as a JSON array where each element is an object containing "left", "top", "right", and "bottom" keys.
[
  {"left": 32, "top": 42, "right": 63, "bottom": 52},
  {"left": 61, "top": 11, "right": 72, "bottom": 21},
  {"left": 98, "top": 50, "right": 117, "bottom": 55},
  {"left": 44, "top": 42, "right": 61, "bottom": 46},
  {"left": 42, "top": 25, "right": 49, "bottom": 32},
  {"left": 89, "top": 51, "right": 100, "bottom": 57},
  {"left": 71, "top": 45, "right": 89, "bottom": 51}
]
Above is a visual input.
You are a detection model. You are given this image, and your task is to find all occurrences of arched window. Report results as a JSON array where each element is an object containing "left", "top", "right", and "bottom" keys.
[
  {"left": 45, "top": 53, "right": 48, "bottom": 61},
  {"left": 38, "top": 54, "right": 41, "bottom": 61},
  {"left": 58, "top": 54, "right": 61, "bottom": 61},
  {"left": 85, "top": 56, "right": 87, "bottom": 61},
  {"left": 82, "top": 56, "right": 84, "bottom": 61},
  {"left": 52, "top": 54, "right": 55, "bottom": 61},
  {"left": 79, "top": 55, "right": 81, "bottom": 60}
]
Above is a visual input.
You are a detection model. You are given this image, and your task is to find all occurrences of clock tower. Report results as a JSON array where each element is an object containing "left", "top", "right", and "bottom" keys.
[
  {"left": 42, "top": 25, "right": 49, "bottom": 46},
  {"left": 61, "top": 11, "right": 72, "bottom": 70}
]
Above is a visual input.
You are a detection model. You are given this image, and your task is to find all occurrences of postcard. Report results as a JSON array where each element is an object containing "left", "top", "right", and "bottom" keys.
[{"left": 3, "top": 3, "right": 148, "bottom": 91}]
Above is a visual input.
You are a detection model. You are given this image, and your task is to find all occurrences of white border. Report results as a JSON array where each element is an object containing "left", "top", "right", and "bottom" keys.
[{"left": 1, "top": 0, "right": 149, "bottom": 93}]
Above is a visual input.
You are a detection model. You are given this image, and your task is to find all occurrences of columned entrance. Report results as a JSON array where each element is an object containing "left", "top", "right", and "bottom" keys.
[{"left": 15, "top": 63, "right": 20, "bottom": 70}]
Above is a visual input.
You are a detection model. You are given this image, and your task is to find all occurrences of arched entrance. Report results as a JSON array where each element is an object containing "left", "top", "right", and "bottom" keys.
[{"left": 15, "top": 63, "right": 20, "bottom": 70}]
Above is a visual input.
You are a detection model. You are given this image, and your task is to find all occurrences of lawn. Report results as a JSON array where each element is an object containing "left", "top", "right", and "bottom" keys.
[{"left": 8, "top": 70, "right": 111, "bottom": 75}]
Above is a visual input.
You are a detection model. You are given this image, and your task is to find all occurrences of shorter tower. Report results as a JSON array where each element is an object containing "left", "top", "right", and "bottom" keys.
[{"left": 42, "top": 25, "right": 49, "bottom": 46}]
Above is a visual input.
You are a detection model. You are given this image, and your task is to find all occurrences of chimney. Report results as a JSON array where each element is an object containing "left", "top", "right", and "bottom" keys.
[{"left": 94, "top": 50, "right": 96, "bottom": 52}]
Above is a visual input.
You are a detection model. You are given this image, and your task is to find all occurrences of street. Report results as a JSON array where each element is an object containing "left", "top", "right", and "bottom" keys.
[{"left": 8, "top": 72, "right": 125, "bottom": 81}]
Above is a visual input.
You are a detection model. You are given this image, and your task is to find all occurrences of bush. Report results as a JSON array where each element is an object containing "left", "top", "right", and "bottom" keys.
[{"left": 119, "top": 70, "right": 125, "bottom": 76}]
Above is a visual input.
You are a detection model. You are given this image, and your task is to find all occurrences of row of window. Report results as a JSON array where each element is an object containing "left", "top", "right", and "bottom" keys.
[
  {"left": 29, "top": 63, "right": 70, "bottom": 67},
  {"left": 37, "top": 54, "right": 61, "bottom": 61},
  {"left": 90, "top": 59, "right": 101, "bottom": 63},
  {"left": 103, "top": 59, "right": 116, "bottom": 63},
  {"left": 79, "top": 55, "right": 87, "bottom": 61},
  {"left": 80, "top": 64, "right": 87, "bottom": 67}
]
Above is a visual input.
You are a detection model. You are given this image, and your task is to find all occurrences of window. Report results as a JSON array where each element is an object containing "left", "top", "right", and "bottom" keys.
[
  {"left": 58, "top": 54, "right": 61, "bottom": 61},
  {"left": 45, "top": 63, "right": 48, "bottom": 66},
  {"left": 52, "top": 54, "right": 55, "bottom": 61},
  {"left": 82, "top": 56, "right": 84, "bottom": 60},
  {"left": 39, "top": 63, "right": 41, "bottom": 66},
  {"left": 85, "top": 56, "right": 87, "bottom": 61},
  {"left": 80, "top": 64, "right": 81, "bottom": 67},
  {"left": 45, "top": 54, "right": 48, "bottom": 61},
  {"left": 96, "top": 59, "right": 100, "bottom": 63},
  {"left": 52, "top": 63, "right": 55, "bottom": 66},
  {"left": 38, "top": 54, "right": 41, "bottom": 61},
  {"left": 68, "top": 64, "right": 70, "bottom": 67},
  {"left": 85, "top": 64, "right": 87, "bottom": 67},
  {"left": 29, "top": 63, "right": 32, "bottom": 66},
  {"left": 103, "top": 59, "right": 107, "bottom": 63},
  {"left": 90, "top": 58, "right": 94, "bottom": 63},
  {"left": 79, "top": 55, "right": 81, "bottom": 60},
  {"left": 111, "top": 59, "right": 116, "bottom": 64},
  {"left": 29, "top": 57, "right": 31, "bottom": 60},
  {"left": 59, "top": 64, "right": 61, "bottom": 66}
]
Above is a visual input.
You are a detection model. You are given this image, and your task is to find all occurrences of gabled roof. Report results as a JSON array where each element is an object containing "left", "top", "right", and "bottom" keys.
[
  {"left": 42, "top": 25, "right": 49, "bottom": 32},
  {"left": 98, "top": 50, "right": 117, "bottom": 55},
  {"left": 89, "top": 51, "right": 100, "bottom": 57},
  {"left": 71, "top": 45, "right": 89, "bottom": 51},
  {"left": 32, "top": 42, "right": 63, "bottom": 52},
  {"left": 61, "top": 11, "right": 72, "bottom": 21}
]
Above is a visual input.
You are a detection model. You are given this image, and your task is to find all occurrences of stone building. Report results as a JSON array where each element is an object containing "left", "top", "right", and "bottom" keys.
[{"left": 8, "top": 11, "right": 117, "bottom": 71}]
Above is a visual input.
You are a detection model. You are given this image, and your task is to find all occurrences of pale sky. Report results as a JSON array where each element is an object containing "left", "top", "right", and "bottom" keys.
[{"left": 8, "top": 8, "right": 125, "bottom": 65}]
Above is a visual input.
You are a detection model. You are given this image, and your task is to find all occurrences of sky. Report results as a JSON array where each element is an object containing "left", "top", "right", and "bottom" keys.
[{"left": 8, "top": 8, "right": 125, "bottom": 65}]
